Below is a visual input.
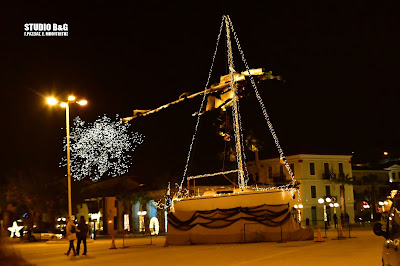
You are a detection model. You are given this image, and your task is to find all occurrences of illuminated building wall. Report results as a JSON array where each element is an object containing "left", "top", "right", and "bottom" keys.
[{"left": 248, "top": 154, "right": 355, "bottom": 226}]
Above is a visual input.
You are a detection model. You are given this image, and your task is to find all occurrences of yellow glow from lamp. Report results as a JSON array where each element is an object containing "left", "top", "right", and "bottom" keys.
[
  {"left": 326, "top": 197, "right": 331, "bottom": 203},
  {"left": 318, "top": 198, "right": 324, "bottom": 204},
  {"left": 46, "top": 97, "right": 58, "bottom": 105},
  {"left": 60, "top": 102, "right": 68, "bottom": 108},
  {"left": 77, "top": 100, "right": 87, "bottom": 106},
  {"left": 68, "top": 95, "right": 76, "bottom": 101},
  {"left": 298, "top": 204, "right": 303, "bottom": 208}
]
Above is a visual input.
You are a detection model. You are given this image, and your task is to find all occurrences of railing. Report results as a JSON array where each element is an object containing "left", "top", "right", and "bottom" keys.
[{"left": 322, "top": 172, "right": 335, "bottom": 180}]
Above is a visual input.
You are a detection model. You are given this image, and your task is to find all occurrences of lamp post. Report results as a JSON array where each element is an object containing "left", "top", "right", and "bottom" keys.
[
  {"left": 318, "top": 197, "right": 336, "bottom": 237},
  {"left": 293, "top": 204, "right": 303, "bottom": 225},
  {"left": 46, "top": 96, "right": 87, "bottom": 219}
]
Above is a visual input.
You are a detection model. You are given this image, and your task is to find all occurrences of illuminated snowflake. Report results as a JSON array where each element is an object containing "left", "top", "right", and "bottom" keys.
[{"left": 61, "top": 115, "right": 144, "bottom": 181}]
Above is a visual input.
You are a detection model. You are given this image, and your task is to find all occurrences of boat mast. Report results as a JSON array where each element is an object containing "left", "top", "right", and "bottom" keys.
[{"left": 224, "top": 16, "right": 245, "bottom": 189}]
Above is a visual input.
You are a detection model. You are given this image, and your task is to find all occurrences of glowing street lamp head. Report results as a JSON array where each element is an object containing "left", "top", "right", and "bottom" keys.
[
  {"left": 68, "top": 95, "right": 76, "bottom": 101},
  {"left": 384, "top": 152, "right": 389, "bottom": 156},
  {"left": 77, "top": 100, "right": 87, "bottom": 106},
  {"left": 318, "top": 198, "right": 325, "bottom": 204},
  {"left": 46, "top": 97, "right": 58, "bottom": 106},
  {"left": 326, "top": 197, "right": 331, "bottom": 203},
  {"left": 334, "top": 203, "right": 339, "bottom": 207},
  {"left": 60, "top": 102, "right": 68, "bottom": 108}
]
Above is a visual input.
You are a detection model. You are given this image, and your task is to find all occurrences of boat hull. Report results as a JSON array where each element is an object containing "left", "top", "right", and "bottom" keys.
[{"left": 172, "top": 189, "right": 295, "bottom": 212}]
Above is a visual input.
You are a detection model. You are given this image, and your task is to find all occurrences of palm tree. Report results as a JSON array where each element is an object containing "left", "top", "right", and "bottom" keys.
[
  {"left": 332, "top": 173, "right": 354, "bottom": 217},
  {"left": 245, "top": 130, "right": 269, "bottom": 184}
]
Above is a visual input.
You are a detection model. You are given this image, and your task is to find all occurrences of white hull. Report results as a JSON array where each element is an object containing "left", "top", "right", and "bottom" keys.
[{"left": 172, "top": 189, "right": 295, "bottom": 212}]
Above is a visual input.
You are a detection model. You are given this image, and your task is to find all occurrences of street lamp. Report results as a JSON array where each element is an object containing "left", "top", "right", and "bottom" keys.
[
  {"left": 293, "top": 204, "right": 304, "bottom": 224},
  {"left": 46, "top": 95, "right": 87, "bottom": 219},
  {"left": 318, "top": 198, "right": 328, "bottom": 222},
  {"left": 319, "top": 197, "right": 337, "bottom": 236}
]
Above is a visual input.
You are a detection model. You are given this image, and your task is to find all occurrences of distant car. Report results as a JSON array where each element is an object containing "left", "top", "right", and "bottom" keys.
[
  {"left": 28, "top": 229, "right": 63, "bottom": 241},
  {"left": 373, "top": 192, "right": 400, "bottom": 266}
]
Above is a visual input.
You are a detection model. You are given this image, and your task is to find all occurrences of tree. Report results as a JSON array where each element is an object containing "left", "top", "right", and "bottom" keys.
[
  {"left": 5, "top": 169, "right": 66, "bottom": 229},
  {"left": 245, "top": 130, "right": 269, "bottom": 184},
  {"left": 360, "top": 174, "right": 386, "bottom": 221},
  {"left": 62, "top": 115, "right": 144, "bottom": 182},
  {"left": 332, "top": 173, "right": 353, "bottom": 217}
]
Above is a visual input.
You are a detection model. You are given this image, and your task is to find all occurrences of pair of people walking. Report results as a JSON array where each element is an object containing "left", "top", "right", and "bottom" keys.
[{"left": 65, "top": 216, "right": 88, "bottom": 256}]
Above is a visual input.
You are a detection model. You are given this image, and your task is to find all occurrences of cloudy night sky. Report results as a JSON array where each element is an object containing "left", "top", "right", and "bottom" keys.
[{"left": 1, "top": 2, "right": 399, "bottom": 183}]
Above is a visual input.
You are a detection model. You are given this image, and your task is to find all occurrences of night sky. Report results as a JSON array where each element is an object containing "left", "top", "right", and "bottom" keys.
[{"left": 1, "top": 2, "right": 399, "bottom": 183}]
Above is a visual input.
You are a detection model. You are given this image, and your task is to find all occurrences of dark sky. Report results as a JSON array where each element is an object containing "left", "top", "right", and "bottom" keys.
[{"left": 1, "top": 2, "right": 399, "bottom": 182}]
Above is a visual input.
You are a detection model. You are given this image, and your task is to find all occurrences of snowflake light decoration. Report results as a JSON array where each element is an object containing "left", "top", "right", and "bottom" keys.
[{"left": 61, "top": 115, "right": 144, "bottom": 182}]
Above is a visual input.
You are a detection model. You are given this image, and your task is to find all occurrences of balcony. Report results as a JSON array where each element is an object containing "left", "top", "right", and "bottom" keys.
[{"left": 322, "top": 172, "right": 335, "bottom": 180}]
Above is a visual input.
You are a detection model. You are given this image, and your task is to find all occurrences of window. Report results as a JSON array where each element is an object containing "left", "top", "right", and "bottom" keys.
[
  {"left": 398, "top": 172, "right": 400, "bottom": 179},
  {"left": 324, "top": 163, "right": 329, "bottom": 174},
  {"left": 311, "top": 186, "right": 316, "bottom": 198},
  {"left": 310, "top": 163, "right": 315, "bottom": 175},
  {"left": 280, "top": 165, "right": 284, "bottom": 176},
  {"left": 268, "top": 166, "right": 272, "bottom": 178},
  {"left": 393, "top": 173, "right": 396, "bottom": 180},
  {"left": 338, "top": 163, "right": 344, "bottom": 174},
  {"left": 325, "top": 185, "right": 331, "bottom": 197},
  {"left": 311, "top": 206, "right": 317, "bottom": 226},
  {"left": 290, "top": 163, "right": 295, "bottom": 176},
  {"left": 115, "top": 200, "right": 118, "bottom": 208}
]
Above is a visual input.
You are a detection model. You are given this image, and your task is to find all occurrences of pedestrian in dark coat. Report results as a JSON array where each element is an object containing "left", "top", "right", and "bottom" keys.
[{"left": 76, "top": 216, "right": 88, "bottom": 255}]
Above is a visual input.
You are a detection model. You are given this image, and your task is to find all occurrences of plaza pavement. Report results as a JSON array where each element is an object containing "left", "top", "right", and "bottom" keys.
[{"left": 4, "top": 228, "right": 383, "bottom": 265}]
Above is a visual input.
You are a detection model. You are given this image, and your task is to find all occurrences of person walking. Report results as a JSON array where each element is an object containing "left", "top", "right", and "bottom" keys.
[
  {"left": 333, "top": 213, "right": 338, "bottom": 228},
  {"left": 76, "top": 216, "right": 88, "bottom": 255},
  {"left": 65, "top": 217, "right": 77, "bottom": 256}
]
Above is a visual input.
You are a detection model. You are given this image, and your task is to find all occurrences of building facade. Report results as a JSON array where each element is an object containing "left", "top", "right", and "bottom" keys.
[{"left": 248, "top": 154, "right": 355, "bottom": 226}]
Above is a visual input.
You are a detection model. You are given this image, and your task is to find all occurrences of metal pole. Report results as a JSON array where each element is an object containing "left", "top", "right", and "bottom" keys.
[
  {"left": 337, "top": 223, "right": 339, "bottom": 239},
  {"left": 66, "top": 103, "right": 72, "bottom": 219},
  {"left": 348, "top": 222, "right": 352, "bottom": 238},
  {"left": 324, "top": 205, "right": 327, "bottom": 238}
]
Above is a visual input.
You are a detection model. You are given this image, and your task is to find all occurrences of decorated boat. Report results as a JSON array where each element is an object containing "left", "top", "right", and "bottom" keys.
[{"left": 125, "top": 15, "right": 313, "bottom": 244}]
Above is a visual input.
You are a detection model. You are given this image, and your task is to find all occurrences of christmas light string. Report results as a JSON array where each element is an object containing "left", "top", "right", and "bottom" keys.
[
  {"left": 227, "top": 15, "right": 296, "bottom": 189},
  {"left": 225, "top": 15, "right": 246, "bottom": 188},
  {"left": 179, "top": 17, "right": 225, "bottom": 194},
  {"left": 187, "top": 169, "right": 240, "bottom": 180}
]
